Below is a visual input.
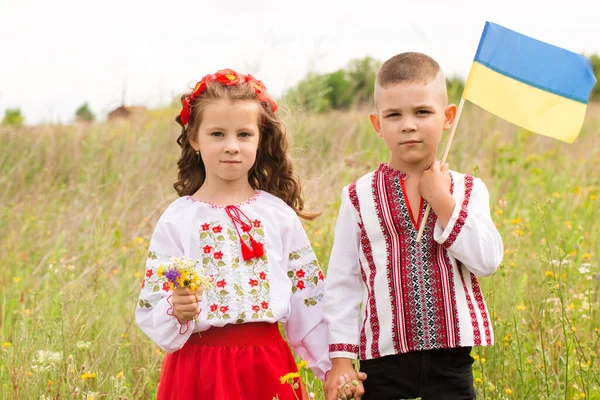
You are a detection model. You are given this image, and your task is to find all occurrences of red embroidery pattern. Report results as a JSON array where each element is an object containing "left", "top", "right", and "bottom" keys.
[
  {"left": 470, "top": 273, "right": 492, "bottom": 345},
  {"left": 329, "top": 343, "right": 359, "bottom": 354},
  {"left": 349, "top": 181, "right": 381, "bottom": 358},
  {"left": 458, "top": 266, "right": 482, "bottom": 346}
]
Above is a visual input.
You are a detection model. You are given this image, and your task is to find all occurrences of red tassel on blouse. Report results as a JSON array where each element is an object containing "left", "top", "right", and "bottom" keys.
[
  {"left": 250, "top": 236, "right": 264, "bottom": 258},
  {"left": 240, "top": 239, "right": 255, "bottom": 261},
  {"left": 225, "top": 205, "right": 263, "bottom": 261}
]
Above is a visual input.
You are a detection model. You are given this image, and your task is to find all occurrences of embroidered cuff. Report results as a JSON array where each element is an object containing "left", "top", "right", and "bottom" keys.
[{"left": 329, "top": 343, "right": 359, "bottom": 359}]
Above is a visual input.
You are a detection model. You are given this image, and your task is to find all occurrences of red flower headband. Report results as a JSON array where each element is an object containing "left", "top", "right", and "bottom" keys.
[{"left": 179, "top": 69, "right": 278, "bottom": 126}]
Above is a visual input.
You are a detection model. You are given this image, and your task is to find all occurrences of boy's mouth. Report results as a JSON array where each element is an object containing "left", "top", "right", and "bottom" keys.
[{"left": 400, "top": 140, "right": 422, "bottom": 145}]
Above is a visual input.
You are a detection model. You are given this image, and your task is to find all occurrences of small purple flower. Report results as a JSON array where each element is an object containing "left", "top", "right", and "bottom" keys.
[
  {"left": 596, "top": 273, "right": 600, "bottom": 281},
  {"left": 165, "top": 269, "right": 181, "bottom": 284}
]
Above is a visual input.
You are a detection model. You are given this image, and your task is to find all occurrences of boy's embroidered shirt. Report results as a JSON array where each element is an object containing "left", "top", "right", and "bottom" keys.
[
  {"left": 136, "top": 191, "right": 330, "bottom": 379},
  {"left": 324, "top": 163, "right": 504, "bottom": 360}
]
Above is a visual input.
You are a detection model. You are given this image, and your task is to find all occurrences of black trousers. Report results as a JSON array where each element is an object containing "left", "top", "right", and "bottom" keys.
[{"left": 360, "top": 347, "right": 476, "bottom": 400}]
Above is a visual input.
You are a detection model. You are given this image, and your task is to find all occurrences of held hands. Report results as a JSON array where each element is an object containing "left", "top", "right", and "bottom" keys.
[
  {"left": 324, "top": 360, "right": 367, "bottom": 400},
  {"left": 170, "top": 287, "right": 202, "bottom": 323}
]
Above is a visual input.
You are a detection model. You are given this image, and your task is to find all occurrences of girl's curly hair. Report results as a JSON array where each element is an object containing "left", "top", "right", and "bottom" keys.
[{"left": 174, "top": 75, "right": 318, "bottom": 220}]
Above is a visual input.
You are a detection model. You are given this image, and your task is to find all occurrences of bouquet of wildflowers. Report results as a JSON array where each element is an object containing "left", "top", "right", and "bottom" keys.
[
  {"left": 156, "top": 257, "right": 213, "bottom": 293},
  {"left": 146, "top": 256, "right": 213, "bottom": 334}
]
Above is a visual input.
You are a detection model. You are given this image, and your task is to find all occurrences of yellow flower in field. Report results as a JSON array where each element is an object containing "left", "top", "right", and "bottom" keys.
[
  {"left": 473, "top": 354, "right": 480, "bottom": 361},
  {"left": 506, "top": 388, "right": 513, "bottom": 395},
  {"left": 2, "top": 342, "right": 11, "bottom": 348},
  {"left": 590, "top": 194, "right": 598, "bottom": 200},
  {"left": 582, "top": 253, "right": 592, "bottom": 260},
  {"left": 552, "top": 192, "right": 560, "bottom": 198},
  {"left": 13, "top": 277, "right": 22, "bottom": 283},
  {"left": 475, "top": 378, "right": 483, "bottom": 384},
  {"left": 517, "top": 304, "right": 526, "bottom": 311},
  {"left": 545, "top": 271, "right": 554, "bottom": 277},
  {"left": 525, "top": 359, "right": 532, "bottom": 365},
  {"left": 115, "top": 371, "right": 124, "bottom": 379},
  {"left": 134, "top": 272, "right": 143, "bottom": 279},
  {"left": 297, "top": 360, "right": 309, "bottom": 369},
  {"left": 27, "top": 371, "right": 33, "bottom": 377},
  {"left": 510, "top": 217, "right": 523, "bottom": 225},
  {"left": 80, "top": 372, "right": 97, "bottom": 380},
  {"left": 494, "top": 209, "right": 503, "bottom": 216},
  {"left": 514, "top": 229, "right": 524, "bottom": 236},
  {"left": 279, "top": 372, "right": 300, "bottom": 384}
]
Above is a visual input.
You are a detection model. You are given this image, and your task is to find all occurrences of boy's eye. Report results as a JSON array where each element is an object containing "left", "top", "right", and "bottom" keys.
[
  {"left": 385, "top": 113, "right": 400, "bottom": 118},
  {"left": 416, "top": 110, "right": 432, "bottom": 114}
]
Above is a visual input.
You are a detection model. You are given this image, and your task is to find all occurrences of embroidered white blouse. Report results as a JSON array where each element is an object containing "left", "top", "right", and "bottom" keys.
[
  {"left": 136, "top": 191, "right": 331, "bottom": 379},
  {"left": 324, "top": 164, "right": 504, "bottom": 361}
]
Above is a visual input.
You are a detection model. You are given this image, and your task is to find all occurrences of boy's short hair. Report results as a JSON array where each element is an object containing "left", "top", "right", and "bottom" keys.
[{"left": 376, "top": 52, "right": 441, "bottom": 88}]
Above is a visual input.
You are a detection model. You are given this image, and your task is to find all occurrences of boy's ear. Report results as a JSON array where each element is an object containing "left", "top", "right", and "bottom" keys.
[
  {"left": 443, "top": 104, "right": 457, "bottom": 131},
  {"left": 369, "top": 112, "right": 383, "bottom": 137}
]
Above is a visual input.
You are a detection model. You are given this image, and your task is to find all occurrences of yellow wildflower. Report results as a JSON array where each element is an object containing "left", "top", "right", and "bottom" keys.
[
  {"left": 80, "top": 372, "right": 97, "bottom": 380},
  {"left": 545, "top": 271, "right": 554, "bottom": 277},
  {"left": 582, "top": 253, "right": 592, "bottom": 260},
  {"left": 157, "top": 266, "right": 166, "bottom": 277},
  {"left": 297, "top": 360, "right": 309, "bottom": 369},
  {"left": 2, "top": 342, "right": 11, "bottom": 348},
  {"left": 506, "top": 388, "right": 513, "bottom": 395},
  {"left": 13, "top": 277, "right": 21, "bottom": 283},
  {"left": 279, "top": 372, "right": 300, "bottom": 384},
  {"left": 115, "top": 371, "right": 124, "bottom": 379}
]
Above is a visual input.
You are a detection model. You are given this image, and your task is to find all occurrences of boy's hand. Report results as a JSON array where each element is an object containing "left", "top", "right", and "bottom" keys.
[
  {"left": 419, "top": 160, "right": 451, "bottom": 203},
  {"left": 171, "top": 287, "right": 202, "bottom": 323},
  {"left": 324, "top": 359, "right": 367, "bottom": 400},
  {"left": 419, "top": 160, "right": 455, "bottom": 227},
  {"left": 336, "top": 373, "right": 366, "bottom": 399}
]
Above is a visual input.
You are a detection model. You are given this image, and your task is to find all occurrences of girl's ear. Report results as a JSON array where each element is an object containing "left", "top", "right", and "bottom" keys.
[{"left": 188, "top": 130, "right": 200, "bottom": 152}]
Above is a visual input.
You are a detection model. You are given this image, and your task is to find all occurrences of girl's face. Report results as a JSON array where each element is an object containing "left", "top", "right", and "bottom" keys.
[{"left": 190, "top": 99, "right": 261, "bottom": 186}]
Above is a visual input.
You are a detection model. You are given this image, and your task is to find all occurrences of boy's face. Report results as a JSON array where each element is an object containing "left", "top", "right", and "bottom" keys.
[{"left": 370, "top": 72, "right": 456, "bottom": 171}]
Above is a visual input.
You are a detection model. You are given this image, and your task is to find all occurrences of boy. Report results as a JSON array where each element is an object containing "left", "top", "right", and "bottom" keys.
[{"left": 323, "top": 52, "right": 503, "bottom": 400}]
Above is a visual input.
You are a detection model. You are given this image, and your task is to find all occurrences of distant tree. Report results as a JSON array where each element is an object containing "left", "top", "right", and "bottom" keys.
[
  {"left": 282, "top": 73, "right": 332, "bottom": 113},
  {"left": 75, "top": 102, "right": 95, "bottom": 122},
  {"left": 2, "top": 108, "right": 24, "bottom": 126},
  {"left": 346, "top": 56, "right": 381, "bottom": 105},
  {"left": 326, "top": 69, "right": 352, "bottom": 109},
  {"left": 590, "top": 54, "right": 600, "bottom": 100},
  {"left": 446, "top": 76, "right": 465, "bottom": 103}
]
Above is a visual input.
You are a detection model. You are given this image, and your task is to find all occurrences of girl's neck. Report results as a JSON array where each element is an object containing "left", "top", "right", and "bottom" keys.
[{"left": 192, "top": 178, "right": 257, "bottom": 207}]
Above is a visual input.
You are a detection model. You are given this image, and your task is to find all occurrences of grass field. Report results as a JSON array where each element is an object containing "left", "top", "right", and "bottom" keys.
[{"left": 1, "top": 101, "right": 599, "bottom": 399}]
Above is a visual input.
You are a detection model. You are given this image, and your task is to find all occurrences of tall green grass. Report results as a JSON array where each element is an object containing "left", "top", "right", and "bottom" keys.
[{"left": 1, "top": 102, "right": 599, "bottom": 399}]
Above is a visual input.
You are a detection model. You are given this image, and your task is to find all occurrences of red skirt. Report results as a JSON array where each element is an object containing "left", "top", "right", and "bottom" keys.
[{"left": 157, "top": 323, "right": 308, "bottom": 400}]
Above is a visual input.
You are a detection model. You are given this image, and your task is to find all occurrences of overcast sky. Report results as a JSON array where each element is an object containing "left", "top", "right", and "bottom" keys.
[{"left": 1, "top": 0, "right": 598, "bottom": 124}]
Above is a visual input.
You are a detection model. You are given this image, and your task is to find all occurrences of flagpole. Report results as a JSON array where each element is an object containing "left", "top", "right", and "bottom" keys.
[{"left": 416, "top": 97, "right": 466, "bottom": 243}]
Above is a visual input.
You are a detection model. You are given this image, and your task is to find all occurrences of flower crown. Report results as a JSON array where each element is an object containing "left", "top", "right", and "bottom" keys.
[{"left": 179, "top": 69, "right": 278, "bottom": 126}]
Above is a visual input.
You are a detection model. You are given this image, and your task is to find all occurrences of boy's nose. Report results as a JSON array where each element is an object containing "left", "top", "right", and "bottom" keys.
[{"left": 401, "top": 119, "right": 417, "bottom": 133}]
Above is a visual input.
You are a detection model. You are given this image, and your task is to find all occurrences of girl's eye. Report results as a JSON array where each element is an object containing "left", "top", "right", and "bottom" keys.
[
  {"left": 239, "top": 132, "right": 252, "bottom": 138},
  {"left": 211, "top": 132, "right": 224, "bottom": 137}
]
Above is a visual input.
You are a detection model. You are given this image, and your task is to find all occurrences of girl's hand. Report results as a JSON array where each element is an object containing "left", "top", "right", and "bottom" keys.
[{"left": 171, "top": 287, "right": 201, "bottom": 323}]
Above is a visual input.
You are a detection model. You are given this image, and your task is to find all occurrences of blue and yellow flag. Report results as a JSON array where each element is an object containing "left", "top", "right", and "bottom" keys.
[{"left": 463, "top": 22, "right": 597, "bottom": 143}]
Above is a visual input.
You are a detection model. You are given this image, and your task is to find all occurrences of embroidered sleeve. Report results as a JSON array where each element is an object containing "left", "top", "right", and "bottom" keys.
[
  {"left": 135, "top": 214, "right": 196, "bottom": 353},
  {"left": 280, "top": 216, "right": 331, "bottom": 381},
  {"left": 434, "top": 175, "right": 504, "bottom": 276},
  {"left": 323, "top": 185, "right": 363, "bottom": 360}
]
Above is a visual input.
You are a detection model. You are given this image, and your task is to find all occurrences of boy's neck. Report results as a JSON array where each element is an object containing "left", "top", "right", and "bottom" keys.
[
  {"left": 387, "top": 156, "right": 434, "bottom": 179},
  {"left": 193, "top": 176, "right": 257, "bottom": 207}
]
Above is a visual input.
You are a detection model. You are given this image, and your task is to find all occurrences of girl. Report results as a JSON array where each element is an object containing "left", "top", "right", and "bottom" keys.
[{"left": 136, "top": 69, "right": 331, "bottom": 399}]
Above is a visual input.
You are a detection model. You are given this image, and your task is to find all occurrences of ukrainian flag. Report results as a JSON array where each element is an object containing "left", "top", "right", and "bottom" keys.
[{"left": 463, "top": 22, "right": 597, "bottom": 143}]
